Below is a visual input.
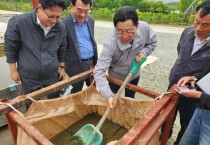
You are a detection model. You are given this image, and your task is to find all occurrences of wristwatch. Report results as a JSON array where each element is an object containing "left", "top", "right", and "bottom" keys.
[{"left": 59, "top": 66, "right": 66, "bottom": 68}]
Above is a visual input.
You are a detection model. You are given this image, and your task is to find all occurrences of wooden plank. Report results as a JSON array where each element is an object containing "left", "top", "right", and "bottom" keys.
[
  {"left": 115, "top": 88, "right": 177, "bottom": 145},
  {"left": 107, "top": 76, "right": 160, "bottom": 98},
  {"left": 0, "top": 84, "right": 23, "bottom": 100},
  {"left": 5, "top": 112, "right": 18, "bottom": 145},
  {"left": 0, "top": 43, "right": 4, "bottom": 57},
  {"left": 135, "top": 95, "right": 177, "bottom": 145},
  {"left": 7, "top": 111, "right": 54, "bottom": 145},
  {"left": 160, "top": 86, "right": 179, "bottom": 145},
  {"left": 0, "top": 69, "right": 93, "bottom": 115},
  {"left": 32, "top": 0, "right": 39, "bottom": 9}
]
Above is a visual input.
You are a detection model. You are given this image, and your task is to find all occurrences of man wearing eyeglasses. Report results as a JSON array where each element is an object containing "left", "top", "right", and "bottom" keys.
[
  {"left": 4, "top": 0, "right": 67, "bottom": 108},
  {"left": 62, "top": 0, "right": 98, "bottom": 93},
  {"left": 93, "top": 6, "right": 157, "bottom": 108}
]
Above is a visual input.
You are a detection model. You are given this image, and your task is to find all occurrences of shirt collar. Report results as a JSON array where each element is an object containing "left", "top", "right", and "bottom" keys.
[
  {"left": 195, "top": 34, "right": 210, "bottom": 43},
  {"left": 36, "top": 15, "right": 53, "bottom": 30}
]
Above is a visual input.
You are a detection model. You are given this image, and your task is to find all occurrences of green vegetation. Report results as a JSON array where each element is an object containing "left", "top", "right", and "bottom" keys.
[
  {"left": 91, "top": 8, "right": 195, "bottom": 25},
  {"left": 0, "top": 2, "right": 32, "bottom": 12},
  {"left": 0, "top": 0, "right": 199, "bottom": 26}
]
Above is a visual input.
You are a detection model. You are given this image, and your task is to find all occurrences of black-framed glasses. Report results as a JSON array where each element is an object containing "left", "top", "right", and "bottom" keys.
[
  {"left": 116, "top": 29, "right": 136, "bottom": 38},
  {"left": 43, "top": 9, "right": 61, "bottom": 20}
]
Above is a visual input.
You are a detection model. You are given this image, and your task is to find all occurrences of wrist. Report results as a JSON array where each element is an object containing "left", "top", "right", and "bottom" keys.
[
  {"left": 59, "top": 66, "right": 66, "bottom": 69},
  {"left": 191, "top": 76, "right": 197, "bottom": 81}
]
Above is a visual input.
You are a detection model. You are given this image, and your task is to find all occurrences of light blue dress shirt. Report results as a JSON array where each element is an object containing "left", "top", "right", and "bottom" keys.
[{"left": 71, "top": 13, "right": 94, "bottom": 59}]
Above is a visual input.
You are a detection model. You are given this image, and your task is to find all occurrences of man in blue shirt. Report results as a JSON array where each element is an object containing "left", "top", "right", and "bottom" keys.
[{"left": 62, "top": 0, "right": 98, "bottom": 93}]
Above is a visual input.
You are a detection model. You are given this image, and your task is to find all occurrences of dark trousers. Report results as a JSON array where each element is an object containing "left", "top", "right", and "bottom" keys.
[
  {"left": 109, "top": 76, "right": 139, "bottom": 98},
  {"left": 161, "top": 84, "right": 197, "bottom": 144},
  {"left": 21, "top": 74, "right": 60, "bottom": 110},
  {"left": 71, "top": 60, "right": 94, "bottom": 93},
  {"left": 71, "top": 78, "right": 91, "bottom": 93}
]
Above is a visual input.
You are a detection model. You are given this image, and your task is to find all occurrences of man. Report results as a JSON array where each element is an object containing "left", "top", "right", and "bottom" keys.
[
  {"left": 93, "top": 6, "right": 157, "bottom": 108},
  {"left": 176, "top": 59, "right": 210, "bottom": 145},
  {"left": 4, "top": 0, "right": 67, "bottom": 106},
  {"left": 62, "top": 0, "right": 98, "bottom": 93},
  {"left": 177, "top": 58, "right": 210, "bottom": 145},
  {"left": 164, "top": 1, "right": 210, "bottom": 144}
]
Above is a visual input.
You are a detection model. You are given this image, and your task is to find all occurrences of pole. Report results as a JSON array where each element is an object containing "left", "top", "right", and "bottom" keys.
[{"left": 184, "top": 0, "right": 198, "bottom": 14}]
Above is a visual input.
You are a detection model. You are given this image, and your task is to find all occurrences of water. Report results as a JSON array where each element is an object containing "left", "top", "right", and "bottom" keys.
[
  {"left": 68, "top": 136, "right": 84, "bottom": 145},
  {"left": 50, "top": 113, "right": 128, "bottom": 145}
]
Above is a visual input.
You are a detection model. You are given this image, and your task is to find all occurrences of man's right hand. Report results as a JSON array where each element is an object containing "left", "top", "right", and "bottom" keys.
[
  {"left": 10, "top": 70, "right": 20, "bottom": 84},
  {"left": 106, "top": 97, "right": 117, "bottom": 109}
]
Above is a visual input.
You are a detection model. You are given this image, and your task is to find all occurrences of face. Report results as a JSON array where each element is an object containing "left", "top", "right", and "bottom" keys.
[
  {"left": 194, "top": 9, "right": 210, "bottom": 41},
  {"left": 70, "top": 0, "right": 90, "bottom": 25},
  {"left": 115, "top": 19, "right": 138, "bottom": 44},
  {"left": 37, "top": 4, "right": 63, "bottom": 27}
]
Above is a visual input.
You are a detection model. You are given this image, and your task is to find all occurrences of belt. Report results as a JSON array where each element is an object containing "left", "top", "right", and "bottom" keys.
[{"left": 81, "top": 57, "right": 94, "bottom": 61}]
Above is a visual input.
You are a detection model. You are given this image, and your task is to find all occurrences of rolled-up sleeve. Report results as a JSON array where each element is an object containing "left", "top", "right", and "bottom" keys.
[{"left": 4, "top": 17, "right": 21, "bottom": 63}]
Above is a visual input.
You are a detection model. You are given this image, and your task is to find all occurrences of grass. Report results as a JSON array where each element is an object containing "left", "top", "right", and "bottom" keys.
[{"left": 0, "top": 2, "right": 32, "bottom": 12}]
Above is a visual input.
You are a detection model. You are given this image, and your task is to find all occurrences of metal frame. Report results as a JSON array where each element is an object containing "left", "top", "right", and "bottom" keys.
[{"left": 2, "top": 69, "right": 178, "bottom": 145}]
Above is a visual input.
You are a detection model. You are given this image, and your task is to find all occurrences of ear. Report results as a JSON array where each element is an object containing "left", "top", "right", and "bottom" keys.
[
  {"left": 136, "top": 22, "right": 139, "bottom": 28},
  {"left": 37, "top": 3, "right": 42, "bottom": 11},
  {"left": 70, "top": 2, "right": 74, "bottom": 8}
]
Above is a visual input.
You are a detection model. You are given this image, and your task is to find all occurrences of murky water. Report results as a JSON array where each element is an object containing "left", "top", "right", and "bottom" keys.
[{"left": 50, "top": 113, "right": 128, "bottom": 145}]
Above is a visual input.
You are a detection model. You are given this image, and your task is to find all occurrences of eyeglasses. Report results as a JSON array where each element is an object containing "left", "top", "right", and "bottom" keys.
[
  {"left": 76, "top": 8, "right": 90, "bottom": 15},
  {"left": 116, "top": 30, "right": 136, "bottom": 37},
  {"left": 43, "top": 9, "right": 61, "bottom": 21}
]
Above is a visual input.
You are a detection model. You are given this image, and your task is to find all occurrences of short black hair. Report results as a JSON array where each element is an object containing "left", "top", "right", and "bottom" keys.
[
  {"left": 196, "top": 0, "right": 210, "bottom": 17},
  {"left": 71, "top": 0, "right": 92, "bottom": 7},
  {"left": 113, "top": 6, "right": 138, "bottom": 27},
  {"left": 39, "top": 0, "right": 67, "bottom": 10}
]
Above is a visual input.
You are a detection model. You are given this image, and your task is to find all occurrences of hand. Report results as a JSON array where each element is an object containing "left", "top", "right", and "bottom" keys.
[
  {"left": 59, "top": 68, "right": 66, "bottom": 80},
  {"left": 136, "top": 53, "right": 144, "bottom": 63},
  {"left": 10, "top": 70, "right": 20, "bottom": 84},
  {"left": 106, "top": 97, "right": 117, "bottom": 109},
  {"left": 177, "top": 76, "right": 196, "bottom": 88},
  {"left": 175, "top": 89, "right": 201, "bottom": 99},
  {"left": 107, "top": 140, "right": 118, "bottom": 145}
]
